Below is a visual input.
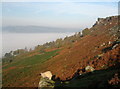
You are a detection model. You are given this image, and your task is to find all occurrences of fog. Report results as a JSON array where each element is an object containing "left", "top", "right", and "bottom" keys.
[{"left": 2, "top": 32, "right": 75, "bottom": 57}]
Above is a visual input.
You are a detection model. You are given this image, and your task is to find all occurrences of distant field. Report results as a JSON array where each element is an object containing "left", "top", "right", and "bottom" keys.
[{"left": 2, "top": 49, "right": 60, "bottom": 87}]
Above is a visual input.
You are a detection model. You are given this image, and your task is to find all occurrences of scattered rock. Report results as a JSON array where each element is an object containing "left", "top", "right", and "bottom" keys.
[{"left": 108, "top": 73, "right": 120, "bottom": 85}]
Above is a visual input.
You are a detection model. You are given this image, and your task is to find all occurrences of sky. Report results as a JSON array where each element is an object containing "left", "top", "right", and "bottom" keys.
[
  {"left": 0, "top": 0, "right": 119, "bottom": 57},
  {"left": 1, "top": 0, "right": 120, "bottom": 2},
  {"left": 1, "top": 0, "right": 119, "bottom": 29}
]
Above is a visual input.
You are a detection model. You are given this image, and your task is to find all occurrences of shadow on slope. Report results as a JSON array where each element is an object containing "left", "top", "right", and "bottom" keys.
[{"left": 54, "top": 63, "right": 120, "bottom": 89}]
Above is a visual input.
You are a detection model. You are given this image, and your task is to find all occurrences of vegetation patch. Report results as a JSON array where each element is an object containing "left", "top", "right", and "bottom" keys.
[{"left": 2, "top": 49, "right": 60, "bottom": 87}]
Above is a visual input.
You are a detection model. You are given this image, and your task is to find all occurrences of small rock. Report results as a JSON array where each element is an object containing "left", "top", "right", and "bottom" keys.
[
  {"left": 101, "top": 43, "right": 106, "bottom": 47},
  {"left": 108, "top": 41, "right": 112, "bottom": 45},
  {"left": 112, "top": 44, "right": 118, "bottom": 49},
  {"left": 85, "top": 66, "right": 95, "bottom": 72}
]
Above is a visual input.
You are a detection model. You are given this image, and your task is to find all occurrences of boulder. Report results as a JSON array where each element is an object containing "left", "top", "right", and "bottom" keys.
[
  {"left": 85, "top": 66, "right": 95, "bottom": 72},
  {"left": 38, "top": 71, "right": 55, "bottom": 89},
  {"left": 38, "top": 77, "right": 55, "bottom": 89},
  {"left": 40, "top": 71, "right": 52, "bottom": 80}
]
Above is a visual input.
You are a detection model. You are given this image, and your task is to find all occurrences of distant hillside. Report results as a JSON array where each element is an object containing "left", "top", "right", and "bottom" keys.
[
  {"left": 2, "top": 26, "right": 80, "bottom": 33},
  {"left": 2, "top": 15, "right": 120, "bottom": 88}
]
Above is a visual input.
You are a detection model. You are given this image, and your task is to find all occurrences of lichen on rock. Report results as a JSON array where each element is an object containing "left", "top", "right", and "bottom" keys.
[
  {"left": 38, "top": 71, "right": 55, "bottom": 89},
  {"left": 38, "top": 77, "right": 55, "bottom": 89},
  {"left": 85, "top": 65, "right": 95, "bottom": 72}
]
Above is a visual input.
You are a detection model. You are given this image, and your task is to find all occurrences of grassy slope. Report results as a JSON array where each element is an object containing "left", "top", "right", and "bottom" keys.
[{"left": 2, "top": 49, "right": 60, "bottom": 87}]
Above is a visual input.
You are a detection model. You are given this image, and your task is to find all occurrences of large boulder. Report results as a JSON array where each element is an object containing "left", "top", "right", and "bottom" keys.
[
  {"left": 38, "top": 71, "right": 55, "bottom": 89},
  {"left": 40, "top": 71, "right": 52, "bottom": 80}
]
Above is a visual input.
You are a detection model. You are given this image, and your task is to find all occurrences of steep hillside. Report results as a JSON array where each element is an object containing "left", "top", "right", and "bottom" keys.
[
  {"left": 2, "top": 15, "right": 120, "bottom": 88},
  {"left": 43, "top": 16, "right": 120, "bottom": 80}
]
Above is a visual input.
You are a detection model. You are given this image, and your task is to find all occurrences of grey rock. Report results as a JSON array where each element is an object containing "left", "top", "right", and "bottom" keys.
[{"left": 38, "top": 77, "right": 55, "bottom": 89}]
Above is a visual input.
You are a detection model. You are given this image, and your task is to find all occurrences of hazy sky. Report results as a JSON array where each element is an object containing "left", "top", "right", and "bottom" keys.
[
  {"left": 2, "top": 0, "right": 118, "bottom": 29},
  {"left": 0, "top": 0, "right": 119, "bottom": 57},
  {"left": 1, "top": 0, "right": 120, "bottom": 2}
]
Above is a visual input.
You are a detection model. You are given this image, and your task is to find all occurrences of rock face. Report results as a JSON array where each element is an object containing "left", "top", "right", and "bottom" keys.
[
  {"left": 93, "top": 16, "right": 118, "bottom": 27},
  {"left": 38, "top": 71, "right": 54, "bottom": 89}
]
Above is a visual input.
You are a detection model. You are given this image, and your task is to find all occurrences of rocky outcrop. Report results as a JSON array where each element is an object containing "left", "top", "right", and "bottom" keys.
[{"left": 93, "top": 16, "right": 119, "bottom": 27}]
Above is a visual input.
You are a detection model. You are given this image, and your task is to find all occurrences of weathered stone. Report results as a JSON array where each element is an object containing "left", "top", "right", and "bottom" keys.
[
  {"left": 38, "top": 77, "right": 55, "bottom": 89},
  {"left": 85, "top": 66, "right": 95, "bottom": 72},
  {"left": 40, "top": 71, "right": 52, "bottom": 80},
  {"left": 112, "top": 44, "right": 119, "bottom": 49},
  {"left": 38, "top": 71, "right": 55, "bottom": 89},
  {"left": 108, "top": 41, "right": 112, "bottom": 45},
  {"left": 101, "top": 43, "right": 106, "bottom": 47},
  {"left": 97, "top": 54, "right": 104, "bottom": 57}
]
